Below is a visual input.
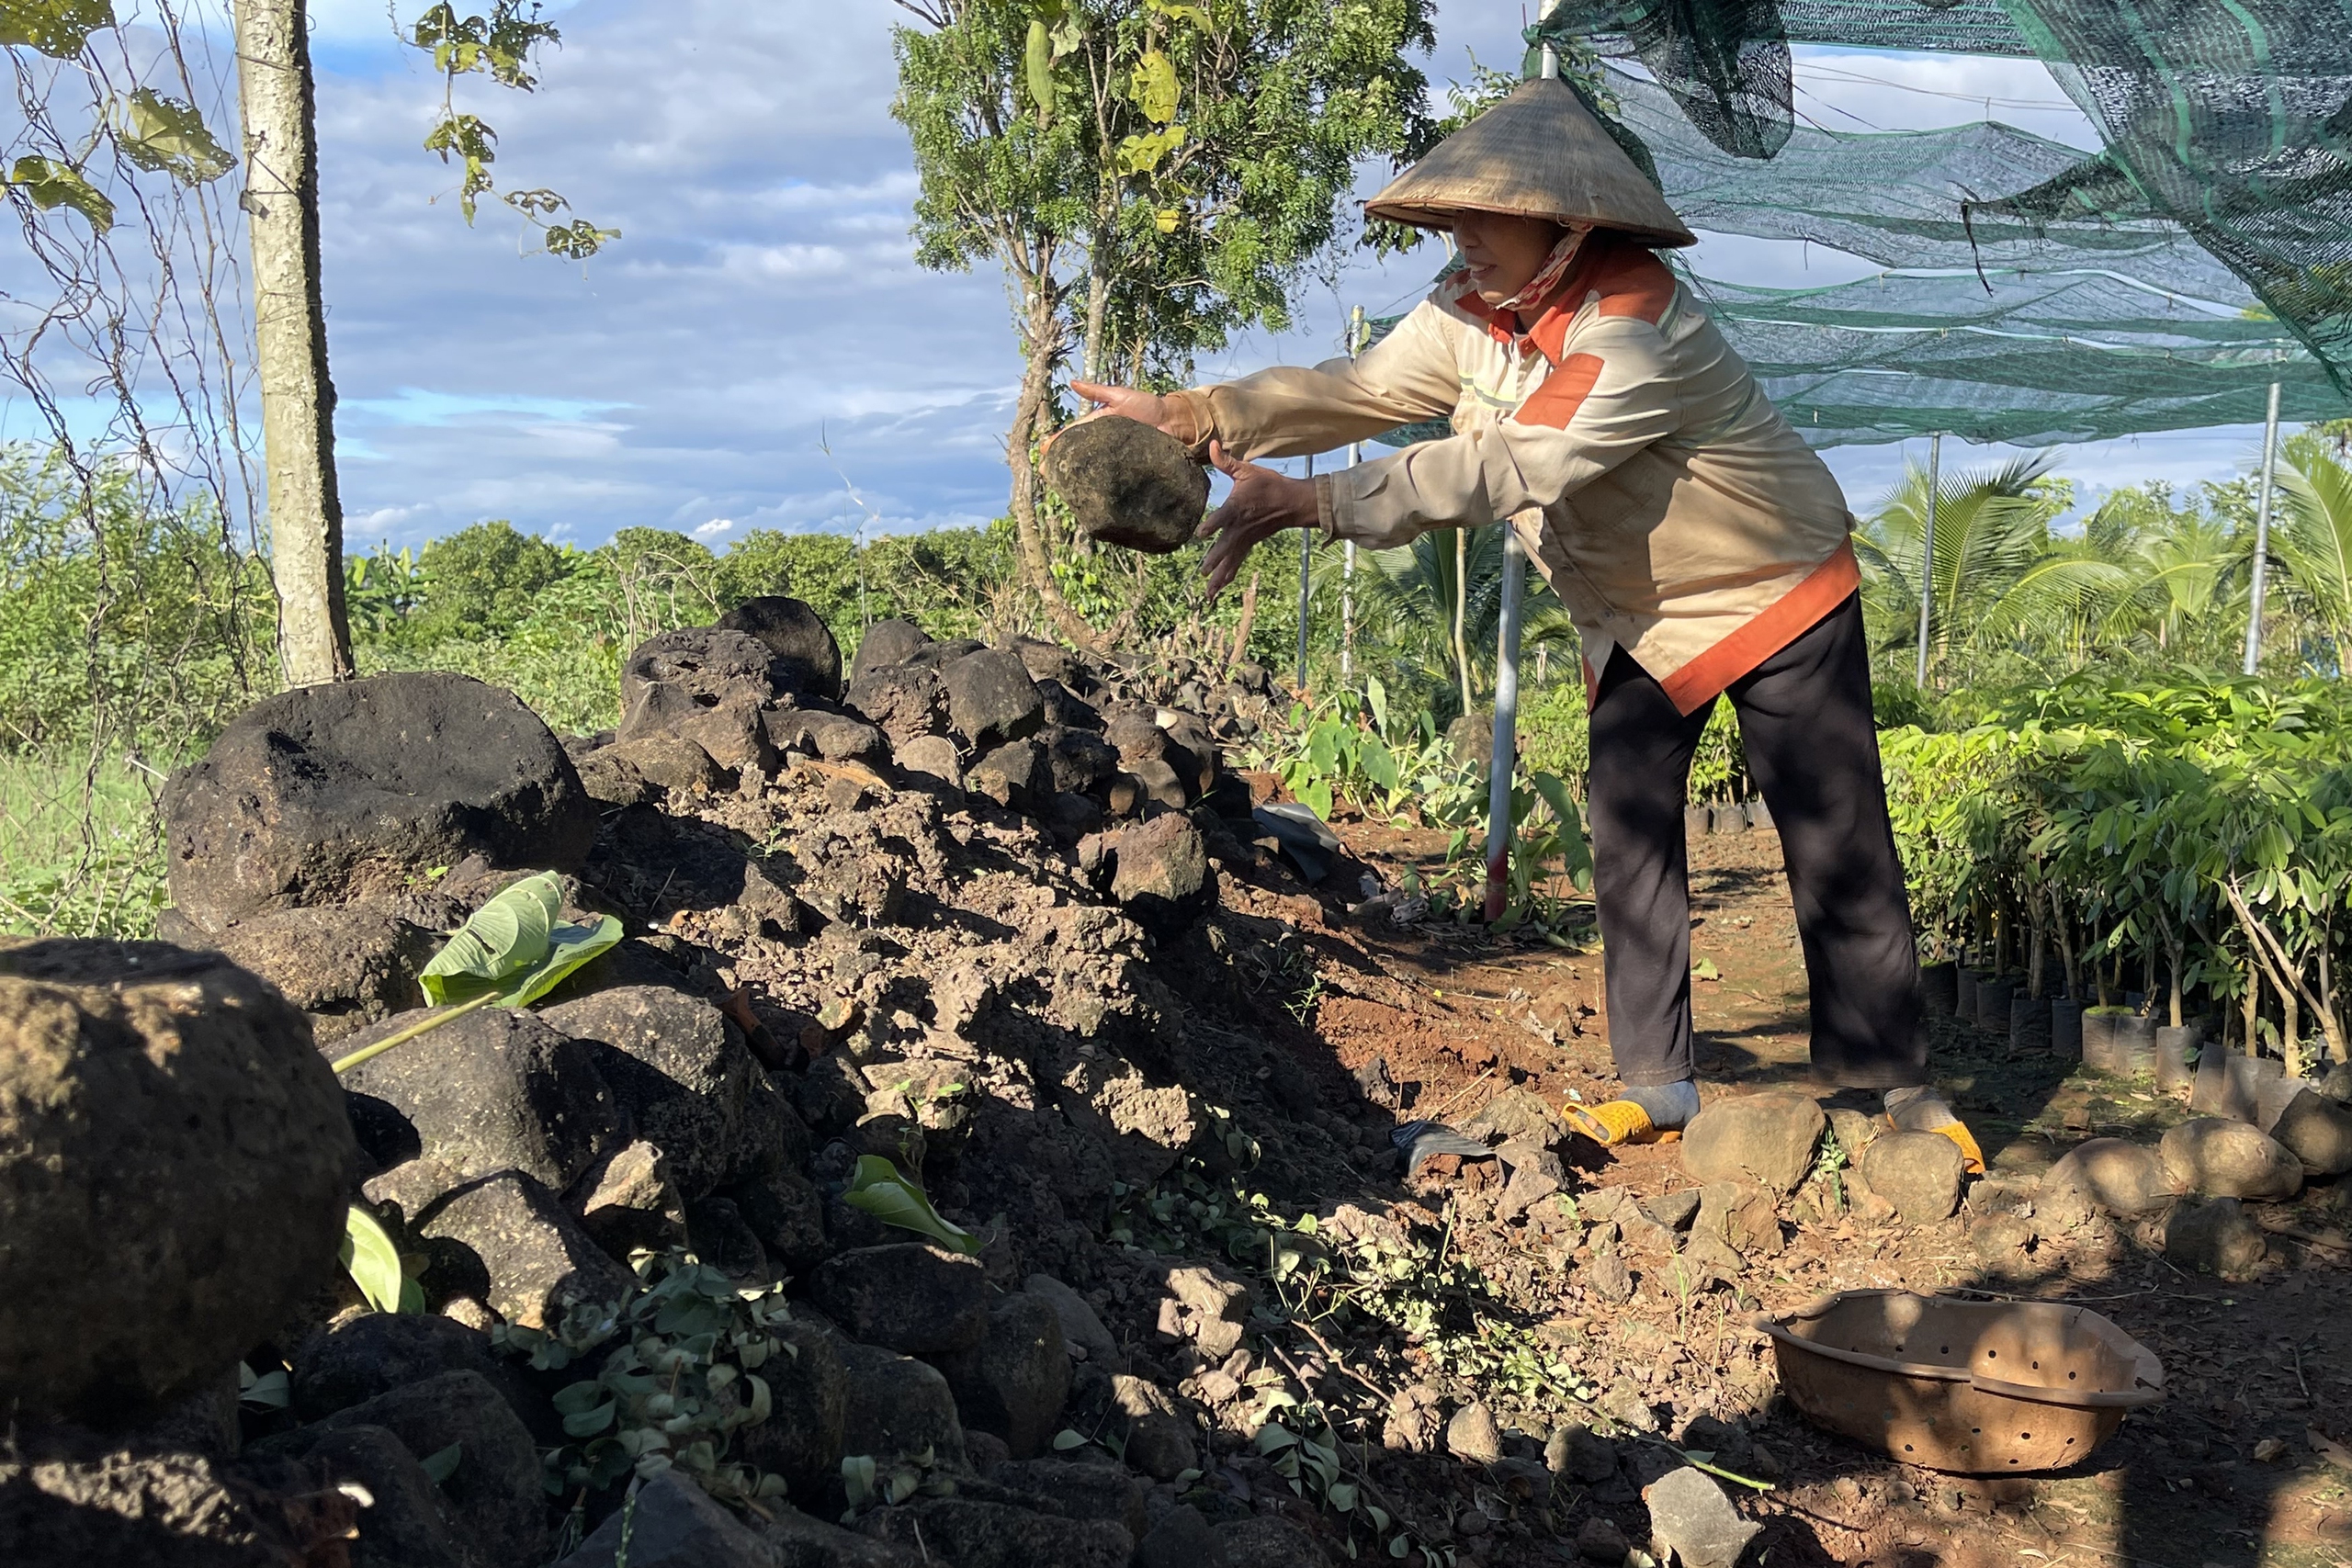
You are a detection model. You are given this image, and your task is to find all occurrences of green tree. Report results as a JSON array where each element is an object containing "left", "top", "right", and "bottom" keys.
[
  {"left": 889, "top": 0, "right": 1436, "bottom": 648},
  {"left": 2277, "top": 434, "right": 2352, "bottom": 672},
  {"left": 412, "top": 521, "right": 574, "bottom": 643},
  {"left": 717, "top": 531, "right": 863, "bottom": 634}
]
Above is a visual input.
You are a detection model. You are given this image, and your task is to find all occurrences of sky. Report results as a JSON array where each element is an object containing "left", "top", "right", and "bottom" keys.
[{"left": 16, "top": 1, "right": 2299, "bottom": 551}]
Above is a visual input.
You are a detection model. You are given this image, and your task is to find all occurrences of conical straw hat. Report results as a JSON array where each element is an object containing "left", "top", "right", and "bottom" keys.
[{"left": 1364, "top": 77, "right": 1695, "bottom": 248}]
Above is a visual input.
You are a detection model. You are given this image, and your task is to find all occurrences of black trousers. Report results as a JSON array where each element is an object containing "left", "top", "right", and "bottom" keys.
[{"left": 1587, "top": 592, "right": 1925, "bottom": 1090}]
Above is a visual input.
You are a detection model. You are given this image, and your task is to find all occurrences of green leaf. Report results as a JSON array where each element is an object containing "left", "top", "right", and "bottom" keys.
[
  {"left": 1023, "top": 18, "right": 1056, "bottom": 125},
  {"left": 842, "top": 1156, "right": 980, "bottom": 1254},
  {"left": 0, "top": 0, "right": 111, "bottom": 57},
  {"left": 1690, "top": 957, "right": 1721, "bottom": 981},
  {"left": 419, "top": 873, "right": 621, "bottom": 1008},
  {"left": 340, "top": 1205, "right": 410, "bottom": 1314},
  {"left": 237, "top": 1366, "right": 290, "bottom": 1411},
  {"left": 1051, "top": 1428, "right": 1091, "bottom": 1450},
  {"left": 7, "top": 155, "right": 110, "bottom": 231},
  {"left": 420, "top": 1442, "right": 463, "bottom": 1484},
  {"left": 561, "top": 1400, "right": 616, "bottom": 1438},
  {"left": 1132, "top": 47, "right": 1180, "bottom": 124},
  {"left": 1361, "top": 738, "right": 1400, "bottom": 794},
  {"left": 116, "top": 88, "right": 233, "bottom": 184},
  {"left": 1114, "top": 124, "right": 1186, "bottom": 177}
]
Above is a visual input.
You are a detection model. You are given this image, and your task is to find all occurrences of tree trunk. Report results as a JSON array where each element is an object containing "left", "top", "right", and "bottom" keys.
[
  {"left": 1006, "top": 274, "right": 1102, "bottom": 651},
  {"left": 234, "top": 0, "right": 352, "bottom": 687}
]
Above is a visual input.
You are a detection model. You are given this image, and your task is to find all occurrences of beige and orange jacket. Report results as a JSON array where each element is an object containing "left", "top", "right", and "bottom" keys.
[{"left": 1168, "top": 235, "right": 1859, "bottom": 714}]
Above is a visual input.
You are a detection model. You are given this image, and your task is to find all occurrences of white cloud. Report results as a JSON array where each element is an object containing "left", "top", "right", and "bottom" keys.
[{"left": 695, "top": 517, "right": 736, "bottom": 538}]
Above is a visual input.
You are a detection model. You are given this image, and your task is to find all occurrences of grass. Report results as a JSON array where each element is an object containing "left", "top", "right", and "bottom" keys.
[{"left": 0, "top": 749, "right": 168, "bottom": 939}]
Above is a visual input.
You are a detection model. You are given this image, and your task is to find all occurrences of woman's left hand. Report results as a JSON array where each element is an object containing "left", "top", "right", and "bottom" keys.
[{"left": 1199, "top": 440, "right": 1321, "bottom": 597}]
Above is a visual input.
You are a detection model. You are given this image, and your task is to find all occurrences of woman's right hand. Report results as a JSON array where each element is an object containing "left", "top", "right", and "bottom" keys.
[{"left": 1069, "top": 380, "right": 1191, "bottom": 442}]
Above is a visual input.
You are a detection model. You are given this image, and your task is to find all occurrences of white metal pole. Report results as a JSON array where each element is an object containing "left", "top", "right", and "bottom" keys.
[
  {"left": 1481, "top": 0, "right": 1556, "bottom": 921},
  {"left": 1916, "top": 432, "right": 1940, "bottom": 689},
  {"left": 2244, "top": 380, "right": 2283, "bottom": 678},
  {"left": 1296, "top": 454, "right": 1314, "bottom": 694},
  {"left": 1343, "top": 305, "right": 1363, "bottom": 681}
]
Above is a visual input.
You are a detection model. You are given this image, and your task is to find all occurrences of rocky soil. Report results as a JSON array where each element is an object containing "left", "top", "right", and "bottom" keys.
[{"left": 13, "top": 601, "right": 2352, "bottom": 1568}]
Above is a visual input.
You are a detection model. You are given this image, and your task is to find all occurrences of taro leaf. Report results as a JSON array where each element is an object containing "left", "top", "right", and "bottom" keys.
[
  {"left": 1530, "top": 770, "right": 1593, "bottom": 889},
  {"left": 419, "top": 1442, "right": 463, "bottom": 1484},
  {"left": 7, "top": 155, "right": 110, "bottom": 231},
  {"left": 1361, "top": 737, "right": 1400, "bottom": 795},
  {"left": 237, "top": 1365, "right": 290, "bottom": 1411},
  {"left": 341, "top": 1204, "right": 411, "bottom": 1314},
  {"left": 420, "top": 872, "right": 621, "bottom": 1008},
  {"left": 117, "top": 88, "right": 233, "bottom": 184},
  {"left": 0, "top": 0, "right": 111, "bottom": 58},
  {"left": 842, "top": 1156, "right": 979, "bottom": 1255}
]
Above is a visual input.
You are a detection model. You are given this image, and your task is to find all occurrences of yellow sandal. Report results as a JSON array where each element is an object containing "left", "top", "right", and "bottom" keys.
[
  {"left": 1564, "top": 1099, "right": 1681, "bottom": 1148},
  {"left": 1890, "top": 1112, "right": 1986, "bottom": 1176}
]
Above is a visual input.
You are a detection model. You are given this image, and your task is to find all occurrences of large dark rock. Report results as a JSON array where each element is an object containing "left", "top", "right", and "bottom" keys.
[
  {"left": 618, "top": 627, "right": 784, "bottom": 774},
  {"left": 850, "top": 618, "right": 932, "bottom": 684},
  {"left": 337, "top": 1005, "right": 616, "bottom": 1197},
  {"left": 844, "top": 662, "right": 950, "bottom": 748},
  {"left": 716, "top": 595, "right": 844, "bottom": 701},
  {"left": 414, "top": 1171, "right": 636, "bottom": 1330},
  {"left": 0, "top": 941, "right": 355, "bottom": 1427},
  {"left": 1084, "top": 813, "right": 1213, "bottom": 937},
  {"left": 861, "top": 1497, "right": 1133, "bottom": 1568},
  {"left": 942, "top": 649, "right": 1046, "bottom": 752},
  {"left": 729, "top": 1166, "right": 831, "bottom": 1272},
  {"left": 161, "top": 672, "right": 598, "bottom": 933},
  {"left": 260, "top": 1421, "right": 473, "bottom": 1568},
  {"left": 1041, "top": 416, "right": 1209, "bottom": 555},
  {"left": 811, "top": 1243, "right": 989, "bottom": 1353},
  {"left": 568, "top": 1472, "right": 831, "bottom": 1568},
  {"left": 2270, "top": 1088, "right": 2352, "bottom": 1175},
  {"left": 542, "top": 985, "right": 804, "bottom": 1200},
  {"left": 988, "top": 1458, "right": 1146, "bottom": 1537},
  {"left": 1043, "top": 726, "right": 1121, "bottom": 796},
  {"left": 765, "top": 707, "right": 889, "bottom": 766},
  {"left": 311, "top": 1370, "right": 546, "bottom": 1568},
  {"left": 200, "top": 904, "right": 436, "bottom": 1046},
  {"left": 839, "top": 1341, "right": 970, "bottom": 1470},
  {"left": 291, "top": 1311, "right": 548, "bottom": 1439},
  {"left": 934, "top": 1291, "right": 1071, "bottom": 1459},
  {"left": 733, "top": 1319, "right": 848, "bottom": 1498},
  {"left": 0, "top": 1444, "right": 355, "bottom": 1568},
  {"left": 2160, "top": 1117, "right": 2304, "bottom": 1201}
]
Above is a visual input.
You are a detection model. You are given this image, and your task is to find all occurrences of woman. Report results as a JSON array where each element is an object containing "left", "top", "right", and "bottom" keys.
[{"left": 1072, "top": 76, "right": 1979, "bottom": 1169}]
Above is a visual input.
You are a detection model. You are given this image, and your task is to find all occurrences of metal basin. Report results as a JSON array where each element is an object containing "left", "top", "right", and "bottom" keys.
[{"left": 1755, "top": 1290, "right": 2164, "bottom": 1473}]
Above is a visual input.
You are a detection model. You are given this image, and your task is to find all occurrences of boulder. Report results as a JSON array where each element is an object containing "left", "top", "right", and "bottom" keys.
[
  {"left": 765, "top": 1505, "right": 929, "bottom": 1567},
  {"left": 338, "top": 1004, "right": 616, "bottom": 1197},
  {"left": 734, "top": 1320, "right": 849, "bottom": 1500},
  {"left": 1578, "top": 1515, "right": 1633, "bottom": 1564},
  {"left": 895, "top": 734, "right": 963, "bottom": 791},
  {"left": 201, "top": 905, "right": 435, "bottom": 1046},
  {"left": 1041, "top": 416, "right": 1209, "bottom": 555},
  {"left": 846, "top": 663, "right": 949, "bottom": 748},
  {"left": 542, "top": 985, "right": 803, "bottom": 1199},
  {"left": 685, "top": 1195, "right": 771, "bottom": 1280},
  {"left": 0, "top": 941, "right": 355, "bottom": 1427},
  {"left": 943, "top": 649, "right": 1047, "bottom": 751},
  {"left": 1825, "top": 1106, "right": 1882, "bottom": 1162},
  {"left": 934, "top": 1291, "right": 1072, "bottom": 1459},
  {"left": 729, "top": 1165, "right": 832, "bottom": 1273},
  {"left": 1679, "top": 1094, "right": 1825, "bottom": 1194},
  {"left": 290, "top": 1310, "right": 546, "bottom": 1437},
  {"left": 1112, "top": 1374, "right": 1196, "bottom": 1480},
  {"left": 1219, "top": 1517, "right": 1334, "bottom": 1568},
  {"left": 1545, "top": 1422, "right": 1618, "bottom": 1484},
  {"left": 415, "top": 1171, "right": 636, "bottom": 1329},
  {"left": 0, "top": 1446, "right": 355, "bottom": 1568},
  {"left": 968, "top": 739, "right": 1046, "bottom": 811},
  {"left": 1446, "top": 1401, "right": 1504, "bottom": 1464},
  {"left": 312, "top": 1370, "right": 545, "bottom": 1567},
  {"left": 988, "top": 1458, "right": 1147, "bottom": 1537},
  {"left": 591, "top": 736, "right": 731, "bottom": 802},
  {"left": 1644, "top": 1465, "right": 1760, "bottom": 1568},
  {"left": 2270, "top": 1089, "right": 2352, "bottom": 1175},
  {"left": 1135, "top": 1505, "right": 1219, "bottom": 1568},
  {"left": 2164, "top": 1197, "right": 2268, "bottom": 1279},
  {"left": 766, "top": 707, "right": 889, "bottom": 766},
  {"left": 850, "top": 619, "right": 933, "bottom": 683},
  {"left": 1088, "top": 813, "right": 1213, "bottom": 937},
  {"left": 567, "top": 1471, "right": 779, "bottom": 1568},
  {"left": 1858, "top": 1131, "right": 1966, "bottom": 1224},
  {"left": 810, "top": 1243, "right": 989, "bottom": 1354},
  {"left": 716, "top": 595, "right": 845, "bottom": 700},
  {"left": 2041, "top": 1137, "right": 2181, "bottom": 1216},
  {"left": 861, "top": 1497, "right": 1133, "bottom": 1568},
  {"left": 571, "top": 1138, "right": 688, "bottom": 1257},
  {"left": 162, "top": 672, "right": 598, "bottom": 932},
  {"left": 620, "top": 627, "right": 783, "bottom": 743},
  {"left": 839, "top": 1341, "right": 969, "bottom": 1470},
  {"left": 1024, "top": 1272, "right": 1122, "bottom": 1370},
  {"left": 269, "top": 1420, "right": 472, "bottom": 1568},
  {"left": 2159, "top": 1118, "right": 2304, "bottom": 1201},
  {"left": 1057, "top": 1056, "right": 1203, "bottom": 1185}
]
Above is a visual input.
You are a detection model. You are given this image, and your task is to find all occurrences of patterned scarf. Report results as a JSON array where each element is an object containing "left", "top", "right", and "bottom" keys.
[{"left": 1495, "top": 223, "right": 1595, "bottom": 317}]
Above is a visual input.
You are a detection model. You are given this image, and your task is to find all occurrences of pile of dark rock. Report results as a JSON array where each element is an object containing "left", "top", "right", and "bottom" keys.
[{"left": 3, "top": 600, "right": 1368, "bottom": 1566}]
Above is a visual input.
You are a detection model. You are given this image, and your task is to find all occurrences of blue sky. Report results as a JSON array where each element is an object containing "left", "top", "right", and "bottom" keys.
[{"left": 74, "top": 1, "right": 2298, "bottom": 550}]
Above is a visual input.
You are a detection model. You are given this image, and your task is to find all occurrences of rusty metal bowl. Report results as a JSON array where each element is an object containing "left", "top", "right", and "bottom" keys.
[{"left": 1754, "top": 1290, "right": 2164, "bottom": 1473}]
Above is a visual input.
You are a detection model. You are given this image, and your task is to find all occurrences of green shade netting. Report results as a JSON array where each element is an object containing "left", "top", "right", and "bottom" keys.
[{"left": 1530, "top": 0, "right": 2352, "bottom": 393}]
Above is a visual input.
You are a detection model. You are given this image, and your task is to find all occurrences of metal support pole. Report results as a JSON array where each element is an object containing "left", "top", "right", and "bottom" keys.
[
  {"left": 1484, "top": 523, "right": 1528, "bottom": 922},
  {"left": 1343, "top": 305, "right": 1364, "bottom": 682},
  {"left": 2244, "top": 380, "right": 2283, "bottom": 677},
  {"left": 1916, "top": 432, "right": 1939, "bottom": 689},
  {"left": 1296, "top": 454, "right": 1314, "bottom": 694}
]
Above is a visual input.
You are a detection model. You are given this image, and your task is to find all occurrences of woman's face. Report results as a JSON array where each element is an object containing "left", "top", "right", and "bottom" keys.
[{"left": 1453, "top": 211, "right": 1567, "bottom": 307}]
